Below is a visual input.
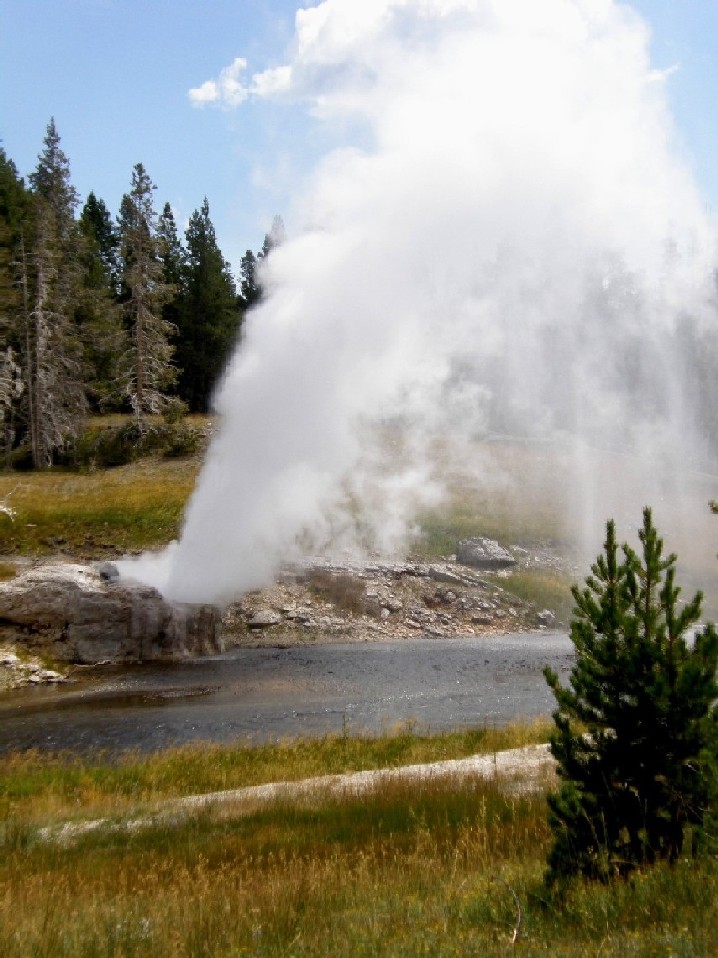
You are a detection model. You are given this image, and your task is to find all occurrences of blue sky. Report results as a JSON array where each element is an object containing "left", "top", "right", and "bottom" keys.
[{"left": 1, "top": 0, "right": 717, "bottom": 276}]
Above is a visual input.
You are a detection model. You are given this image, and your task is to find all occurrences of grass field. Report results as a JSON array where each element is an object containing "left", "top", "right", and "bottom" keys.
[
  {"left": 0, "top": 457, "right": 197, "bottom": 556},
  {"left": 1, "top": 724, "right": 716, "bottom": 957},
  {"left": 0, "top": 722, "right": 551, "bottom": 826}
]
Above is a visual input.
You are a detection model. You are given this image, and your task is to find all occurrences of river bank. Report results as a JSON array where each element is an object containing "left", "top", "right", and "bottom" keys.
[{"left": 0, "top": 547, "right": 571, "bottom": 691}]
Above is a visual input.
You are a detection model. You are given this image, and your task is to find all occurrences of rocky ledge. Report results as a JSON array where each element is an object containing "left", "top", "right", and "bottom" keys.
[
  {"left": 0, "top": 562, "right": 221, "bottom": 673},
  {"left": 0, "top": 542, "right": 566, "bottom": 687},
  {"left": 222, "top": 554, "right": 558, "bottom": 647},
  {"left": 0, "top": 645, "right": 67, "bottom": 691}
]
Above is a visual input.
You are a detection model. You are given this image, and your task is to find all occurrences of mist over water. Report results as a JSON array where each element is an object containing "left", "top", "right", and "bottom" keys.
[{"left": 120, "top": 0, "right": 718, "bottom": 604}]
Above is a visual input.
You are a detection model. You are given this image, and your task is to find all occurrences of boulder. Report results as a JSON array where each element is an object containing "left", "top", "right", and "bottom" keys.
[
  {"left": 456, "top": 537, "right": 516, "bottom": 570},
  {"left": 0, "top": 562, "right": 221, "bottom": 664},
  {"left": 247, "top": 609, "right": 283, "bottom": 629},
  {"left": 536, "top": 609, "right": 557, "bottom": 628}
]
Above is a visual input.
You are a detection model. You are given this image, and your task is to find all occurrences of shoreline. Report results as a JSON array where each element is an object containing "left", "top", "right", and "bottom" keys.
[
  {"left": 0, "top": 623, "right": 549, "bottom": 693},
  {"left": 0, "top": 550, "right": 567, "bottom": 691}
]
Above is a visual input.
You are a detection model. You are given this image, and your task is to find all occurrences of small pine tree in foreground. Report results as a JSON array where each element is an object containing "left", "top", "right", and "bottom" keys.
[{"left": 544, "top": 507, "right": 718, "bottom": 886}]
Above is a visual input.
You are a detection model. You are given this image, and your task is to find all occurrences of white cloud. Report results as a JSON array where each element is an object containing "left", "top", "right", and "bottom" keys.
[
  {"left": 188, "top": 57, "right": 249, "bottom": 109},
  {"left": 188, "top": 0, "right": 477, "bottom": 114},
  {"left": 250, "top": 64, "right": 293, "bottom": 98},
  {"left": 187, "top": 80, "right": 219, "bottom": 106}
]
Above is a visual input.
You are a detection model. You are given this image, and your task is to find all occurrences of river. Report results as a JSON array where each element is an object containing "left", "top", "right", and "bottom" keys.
[{"left": 0, "top": 632, "right": 573, "bottom": 756}]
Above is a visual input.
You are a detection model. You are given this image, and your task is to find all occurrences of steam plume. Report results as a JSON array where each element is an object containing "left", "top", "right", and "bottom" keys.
[{"left": 120, "top": 0, "right": 718, "bottom": 603}]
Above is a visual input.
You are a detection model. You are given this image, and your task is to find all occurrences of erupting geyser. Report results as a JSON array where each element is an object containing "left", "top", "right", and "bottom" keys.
[{"left": 119, "top": 0, "right": 718, "bottom": 605}]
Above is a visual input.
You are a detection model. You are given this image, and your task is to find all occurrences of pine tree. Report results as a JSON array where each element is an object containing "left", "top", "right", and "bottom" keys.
[
  {"left": 239, "top": 214, "right": 285, "bottom": 309},
  {"left": 239, "top": 248, "right": 260, "bottom": 309},
  {"left": 29, "top": 119, "right": 78, "bottom": 245},
  {"left": 117, "top": 163, "right": 176, "bottom": 429},
  {"left": 544, "top": 508, "right": 718, "bottom": 885},
  {"left": 156, "top": 202, "right": 185, "bottom": 410},
  {"left": 175, "top": 198, "right": 242, "bottom": 412},
  {"left": 259, "top": 214, "right": 285, "bottom": 261},
  {"left": 0, "top": 147, "right": 29, "bottom": 325},
  {"left": 77, "top": 193, "right": 125, "bottom": 410},
  {"left": 0, "top": 147, "right": 30, "bottom": 464},
  {"left": 157, "top": 202, "right": 184, "bottom": 291},
  {"left": 24, "top": 119, "right": 87, "bottom": 467},
  {"left": 80, "top": 192, "right": 120, "bottom": 295}
]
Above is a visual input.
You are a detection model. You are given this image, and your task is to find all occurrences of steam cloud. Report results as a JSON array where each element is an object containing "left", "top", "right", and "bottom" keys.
[{"left": 121, "top": 0, "right": 718, "bottom": 604}]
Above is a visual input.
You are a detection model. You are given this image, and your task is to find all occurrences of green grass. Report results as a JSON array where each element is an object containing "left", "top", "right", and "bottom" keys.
[
  {"left": 0, "top": 457, "right": 198, "bottom": 555},
  {"left": 0, "top": 721, "right": 551, "bottom": 825},
  {"left": 411, "top": 495, "right": 567, "bottom": 559},
  {"left": 2, "top": 431, "right": 571, "bottom": 561},
  {"left": 0, "top": 725, "right": 716, "bottom": 956},
  {"left": 0, "top": 773, "right": 547, "bottom": 957},
  {"left": 502, "top": 568, "right": 574, "bottom": 621},
  {"left": 409, "top": 472, "right": 576, "bottom": 620},
  {"left": 408, "top": 438, "right": 574, "bottom": 558},
  {"left": 0, "top": 414, "right": 211, "bottom": 556}
]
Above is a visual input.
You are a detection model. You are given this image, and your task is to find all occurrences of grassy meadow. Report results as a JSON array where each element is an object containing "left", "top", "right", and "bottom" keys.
[
  {"left": 1, "top": 723, "right": 717, "bottom": 957},
  {"left": 0, "top": 457, "right": 196, "bottom": 557},
  {"left": 0, "top": 414, "right": 209, "bottom": 557},
  {"left": 0, "top": 722, "right": 551, "bottom": 827}
]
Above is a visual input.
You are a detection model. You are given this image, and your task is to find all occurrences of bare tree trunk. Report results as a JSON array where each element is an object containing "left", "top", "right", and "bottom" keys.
[{"left": 23, "top": 214, "right": 87, "bottom": 468}]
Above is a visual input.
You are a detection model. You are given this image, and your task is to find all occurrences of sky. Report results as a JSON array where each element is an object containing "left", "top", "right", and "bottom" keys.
[{"left": 1, "top": 0, "right": 718, "bottom": 279}]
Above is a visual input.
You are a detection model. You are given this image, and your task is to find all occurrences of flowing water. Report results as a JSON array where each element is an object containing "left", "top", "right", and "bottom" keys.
[{"left": 0, "top": 633, "right": 572, "bottom": 756}]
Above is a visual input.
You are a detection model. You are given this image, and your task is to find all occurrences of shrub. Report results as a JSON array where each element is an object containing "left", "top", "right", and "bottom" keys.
[
  {"left": 544, "top": 507, "right": 718, "bottom": 886},
  {"left": 309, "top": 570, "right": 368, "bottom": 615},
  {"left": 65, "top": 422, "right": 144, "bottom": 469},
  {"left": 64, "top": 420, "right": 203, "bottom": 469},
  {"left": 161, "top": 423, "right": 202, "bottom": 459},
  {"left": 162, "top": 397, "right": 189, "bottom": 425}
]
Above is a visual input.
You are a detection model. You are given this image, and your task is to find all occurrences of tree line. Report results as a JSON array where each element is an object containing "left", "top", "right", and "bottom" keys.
[{"left": 0, "top": 118, "right": 284, "bottom": 469}]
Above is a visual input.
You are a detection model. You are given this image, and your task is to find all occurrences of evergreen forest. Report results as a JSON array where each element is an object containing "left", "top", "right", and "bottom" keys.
[{"left": 0, "top": 119, "right": 283, "bottom": 469}]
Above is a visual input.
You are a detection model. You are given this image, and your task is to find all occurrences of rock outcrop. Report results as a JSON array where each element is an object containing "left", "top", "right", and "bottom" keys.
[
  {"left": 221, "top": 557, "right": 552, "bottom": 645},
  {"left": 456, "top": 537, "right": 516, "bottom": 570},
  {"left": 0, "top": 645, "right": 67, "bottom": 690},
  {"left": 0, "top": 562, "right": 221, "bottom": 664}
]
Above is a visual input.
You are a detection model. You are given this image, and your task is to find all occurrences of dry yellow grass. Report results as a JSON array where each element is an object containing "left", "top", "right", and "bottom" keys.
[
  {"left": 0, "top": 457, "right": 199, "bottom": 555},
  {"left": 1, "top": 767, "right": 716, "bottom": 957}
]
